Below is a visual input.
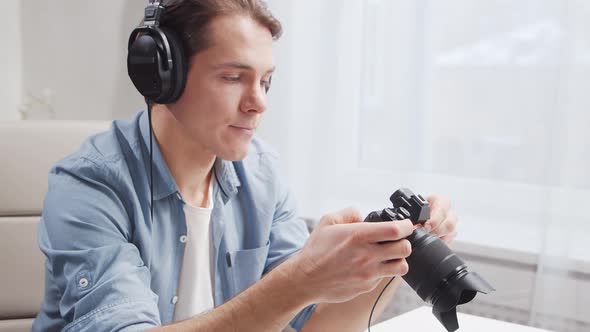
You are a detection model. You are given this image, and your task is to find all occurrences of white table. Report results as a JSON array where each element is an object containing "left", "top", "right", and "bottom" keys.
[{"left": 366, "top": 306, "right": 554, "bottom": 332}]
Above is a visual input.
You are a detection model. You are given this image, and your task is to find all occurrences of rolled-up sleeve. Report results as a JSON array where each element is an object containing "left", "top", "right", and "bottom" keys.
[
  {"left": 35, "top": 158, "right": 161, "bottom": 332},
  {"left": 263, "top": 156, "right": 317, "bottom": 332}
]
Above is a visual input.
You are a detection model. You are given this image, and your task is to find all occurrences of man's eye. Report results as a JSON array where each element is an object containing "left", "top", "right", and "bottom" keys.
[
  {"left": 260, "top": 80, "right": 271, "bottom": 93},
  {"left": 223, "top": 76, "right": 241, "bottom": 82}
]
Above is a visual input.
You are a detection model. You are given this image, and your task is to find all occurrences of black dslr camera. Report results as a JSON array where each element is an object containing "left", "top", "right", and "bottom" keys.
[{"left": 365, "top": 188, "right": 494, "bottom": 332}]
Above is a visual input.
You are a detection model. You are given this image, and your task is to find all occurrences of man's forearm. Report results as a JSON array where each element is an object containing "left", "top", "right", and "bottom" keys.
[
  {"left": 150, "top": 259, "right": 312, "bottom": 332},
  {"left": 300, "top": 276, "right": 403, "bottom": 332}
]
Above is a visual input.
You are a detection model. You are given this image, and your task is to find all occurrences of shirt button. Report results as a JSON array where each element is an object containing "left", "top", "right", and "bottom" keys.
[
  {"left": 79, "top": 278, "right": 89, "bottom": 288},
  {"left": 179, "top": 235, "right": 187, "bottom": 243},
  {"left": 171, "top": 295, "right": 178, "bottom": 304}
]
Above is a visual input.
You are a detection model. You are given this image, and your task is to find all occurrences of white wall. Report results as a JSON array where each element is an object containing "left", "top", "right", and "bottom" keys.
[
  {"left": 0, "top": 1, "right": 22, "bottom": 120},
  {"left": 20, "top": 1, "right": 145, "bottom": 120}
]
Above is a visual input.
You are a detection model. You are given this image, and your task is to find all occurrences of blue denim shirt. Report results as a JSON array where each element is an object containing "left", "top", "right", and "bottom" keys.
[{"left": 32, "top": 110, "right": 316, "bottom": 332}]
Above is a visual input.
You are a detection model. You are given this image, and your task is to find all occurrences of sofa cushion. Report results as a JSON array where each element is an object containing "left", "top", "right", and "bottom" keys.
[
  {"left": 0, "top": 318, "right": 34, "bottom": 332},
  {"left": 0, "top": 217, "right": 44, "bottom": 319}
]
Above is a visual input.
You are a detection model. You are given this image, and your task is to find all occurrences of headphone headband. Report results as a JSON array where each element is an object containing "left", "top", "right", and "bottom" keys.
[{"left": 143, "top": 2, "right": 164, "bottom": 27}]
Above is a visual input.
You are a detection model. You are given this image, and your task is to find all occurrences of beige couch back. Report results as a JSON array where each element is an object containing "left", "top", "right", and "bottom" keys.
[{"left": 0, "top": 121, "right": 110, "bottom": 332}]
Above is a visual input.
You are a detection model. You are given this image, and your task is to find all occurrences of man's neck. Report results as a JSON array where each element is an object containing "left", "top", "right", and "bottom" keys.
[{"left": 151, "top": 105, "right": 215, "bottom": 208}]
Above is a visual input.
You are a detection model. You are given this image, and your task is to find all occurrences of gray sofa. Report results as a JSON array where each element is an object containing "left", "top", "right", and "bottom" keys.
[{"left": 0, "top": 121, "right": 110, "bottom": 332}]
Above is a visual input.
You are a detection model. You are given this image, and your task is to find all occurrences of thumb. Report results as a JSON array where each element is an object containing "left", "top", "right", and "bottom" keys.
[{"left": 319, "top": 207, "right": 364, "bottom": 227}]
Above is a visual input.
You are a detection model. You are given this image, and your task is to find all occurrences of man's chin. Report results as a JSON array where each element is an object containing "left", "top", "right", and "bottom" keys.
[{"left": 217, "top": 145, "right": 250, "bottom": 161}]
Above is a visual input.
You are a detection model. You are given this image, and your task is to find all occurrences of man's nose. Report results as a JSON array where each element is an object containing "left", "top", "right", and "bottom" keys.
[{"left": 240, "top": 84, "right": 267, "bottom": 114}]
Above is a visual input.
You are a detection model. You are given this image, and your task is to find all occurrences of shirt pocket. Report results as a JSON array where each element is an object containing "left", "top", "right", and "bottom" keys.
[{"left": 227, "top": 241, "right": 270, "bottom": 295}]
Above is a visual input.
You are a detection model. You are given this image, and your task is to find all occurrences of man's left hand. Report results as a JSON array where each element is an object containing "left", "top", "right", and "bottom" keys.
[{"left": 421, "top": 195, "right": 458, "bottom": 246}]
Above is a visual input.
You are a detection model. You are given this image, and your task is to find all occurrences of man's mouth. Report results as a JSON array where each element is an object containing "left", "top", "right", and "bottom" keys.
[{"left": 229, "top": 125, "right": 255, "bottom": 135}]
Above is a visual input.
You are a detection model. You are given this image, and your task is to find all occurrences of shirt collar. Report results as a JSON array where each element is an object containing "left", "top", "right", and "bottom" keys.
[
  {"left": 213, "top": 157, "right": 241, "bottom": 203},
  {"left": 139, "top": 110, "right": 240, "bottom": 201}
]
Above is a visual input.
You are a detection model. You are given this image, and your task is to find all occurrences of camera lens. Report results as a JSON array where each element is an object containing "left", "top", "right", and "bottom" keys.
[
  {"left": 404, "top": 227, "right": 466, "bottom": 302},
  {"left": 403, "top": 227, "right": 494, "bottom": 331}
]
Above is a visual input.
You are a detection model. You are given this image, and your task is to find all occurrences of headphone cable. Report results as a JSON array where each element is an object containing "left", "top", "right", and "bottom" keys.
[
  {"left": 147, "top": 99, "right": 154, "bottom": 223},
  {"left": 368, "top": 276, "right": 396, "bottom": 332}
]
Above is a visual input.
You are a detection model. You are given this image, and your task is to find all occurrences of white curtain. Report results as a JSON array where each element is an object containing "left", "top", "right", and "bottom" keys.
[{"left": 263, "top": 1, "right": 590, "bottom": 331}]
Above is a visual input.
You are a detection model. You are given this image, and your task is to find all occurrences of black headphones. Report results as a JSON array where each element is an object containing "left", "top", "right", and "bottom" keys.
[
  {"left": 127, "top": 1, "right": 188, "bottom": 104},
  {"left": 128, "top": 1, "right": 189, "bottom": 222}
]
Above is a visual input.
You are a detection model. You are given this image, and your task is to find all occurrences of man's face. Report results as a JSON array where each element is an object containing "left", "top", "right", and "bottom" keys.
[{"left": 167, "top": 14, "right": 275, "bottom": 161}]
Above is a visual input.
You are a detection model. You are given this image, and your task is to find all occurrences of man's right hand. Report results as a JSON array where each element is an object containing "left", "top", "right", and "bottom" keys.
[{"left": 287, "top": 208, "right": 414, "bottom": 304}]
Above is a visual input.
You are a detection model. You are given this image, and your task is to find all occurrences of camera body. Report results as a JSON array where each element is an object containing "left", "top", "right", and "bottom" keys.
[{"left": 364, "top": 188, "right": 494, "bottom": 332}]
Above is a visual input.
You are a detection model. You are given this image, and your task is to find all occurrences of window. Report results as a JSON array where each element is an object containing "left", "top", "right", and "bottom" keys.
[{"left": 263, "top": 0, "right": 590, "bottom": 262}]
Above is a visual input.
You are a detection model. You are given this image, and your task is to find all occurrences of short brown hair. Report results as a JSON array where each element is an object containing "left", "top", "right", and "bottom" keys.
[{"left": 158, "top": 0, "right": 282, "bottom": 58}]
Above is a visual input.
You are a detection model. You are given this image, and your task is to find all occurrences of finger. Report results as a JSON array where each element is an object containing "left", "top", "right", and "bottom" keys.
[
  {"left": 435, "top": 209, "right": 458, "bottom": 236},
  {"left": 440, "top": 231, "right": 458, "bottom": 246},
  {"left": 319, "top": 207, "right": 363, "bottom": 226},
  {"left": 347, "top": 219, "right": 414, "bottom": 243},
  {"left": 371, "top": 239, "right": 412, "bottom": 261},
  {"left": 376, "top": 258, "right": 409, "bottom": 277},
  {"left": 425, "top": 195, "right": 451, "bottom": 232},
  {"left": 424, "top": 208, "right": 446, "bottom": 233},
  {"left": 440, "top": 231, "right": 457, "bottom": 241}
]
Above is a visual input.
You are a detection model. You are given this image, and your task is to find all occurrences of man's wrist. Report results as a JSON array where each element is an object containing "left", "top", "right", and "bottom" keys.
[{"left": 274, "top": 253, "right": 317, "bottom": 307}]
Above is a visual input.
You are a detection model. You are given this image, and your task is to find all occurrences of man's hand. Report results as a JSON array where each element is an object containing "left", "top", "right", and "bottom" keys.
[
  {"left": 287, "top": 207, "right": 414, "bottom": 304},
  {"left": 422, "top": 194, "right": 458, "bottom": 246}
]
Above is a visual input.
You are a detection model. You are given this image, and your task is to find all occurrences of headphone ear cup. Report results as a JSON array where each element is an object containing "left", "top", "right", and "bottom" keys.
[
  {"left": 160, "top": 27, "right": 188, "bottom": 103},
  {"left": 128, "top": 29, "right": 167, "bottom": 101}
]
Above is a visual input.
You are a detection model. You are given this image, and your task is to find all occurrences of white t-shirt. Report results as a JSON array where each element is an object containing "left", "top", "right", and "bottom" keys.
[{"left": 172, "top": 180, "right": 215, "bottom": 322}]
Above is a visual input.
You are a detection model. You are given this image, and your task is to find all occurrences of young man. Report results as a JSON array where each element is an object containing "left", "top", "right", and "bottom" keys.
[{"left": 32, "top": 1, "right": 458, "bottom": 331}]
